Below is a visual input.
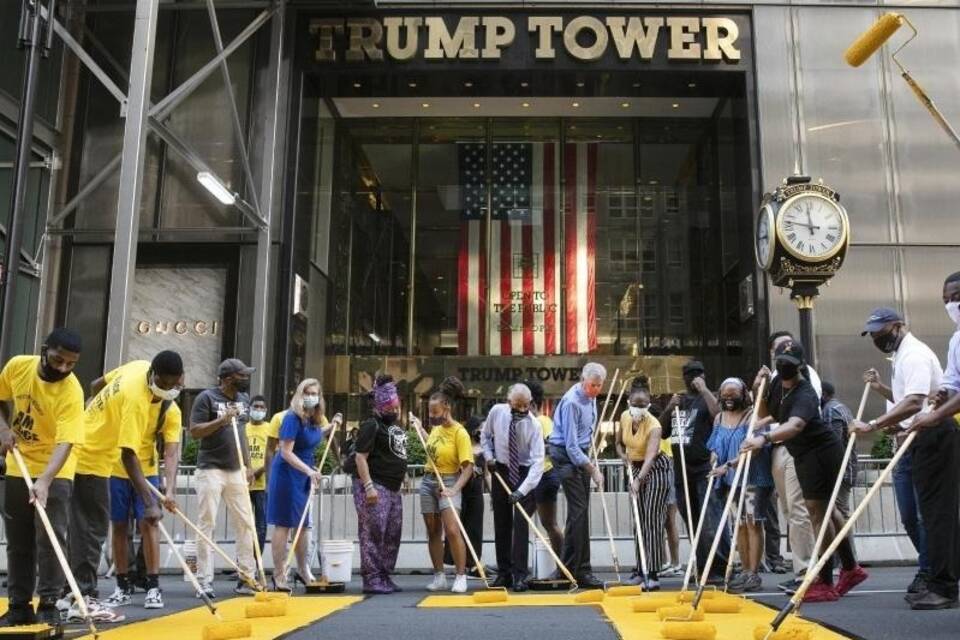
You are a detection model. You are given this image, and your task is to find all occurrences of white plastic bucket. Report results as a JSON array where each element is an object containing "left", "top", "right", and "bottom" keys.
[
  {"left": 533, "top": 539, "right": 555, "bottom": 579},
  {"left": 320, "top": 540, "right": 354, "bottom": 584}
]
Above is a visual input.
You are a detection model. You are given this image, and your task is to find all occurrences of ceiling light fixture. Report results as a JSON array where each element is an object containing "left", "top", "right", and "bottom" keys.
[
  {"left": 572, "top": 102, "right": 580, "bottom": 108},
  {"left": 522, "top": 102, "right": 530, "bottom": 108},
  {"left": 196, "top": 172, "right": 235, "bottom": 205},
  {"left": 473, "top": 103, "right": 481, "bottom": 108},
  {"left": 372, "top": 103, "right": 380, "bottom": 109},
  {"left": 421, "top": 102, "right": 430, "bottom": 108},
  {"left": 464, "top": 81, "right": 473, "bottom": 88},
  {"left": 672, "top": 103, "right": 680, "bottom": 108},
  {"left": 621, "top": 102, "right": 630, "bottom": 108},
  {"left": 368, "top": 332, "right": 381, "bottom": 343},
  {"left": 408, "top": 81, "right": 417, "bottom": 88},
  {"left": 353, "top": 82, "right": 361, "bottom": 88},
  {"left": 576, "top": 81, "right": 585, "bottom": 88},
  {"left": 520, "top": 81, "right": 529, "bottom": 88}
]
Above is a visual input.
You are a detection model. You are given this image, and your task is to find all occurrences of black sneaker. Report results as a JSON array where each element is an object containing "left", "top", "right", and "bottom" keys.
[
  {"left": 908, "top": 572, "right": 929, "bottom": 594},
  {"left": 576, "top": 573, "right": 604, "bottom": 589},
  {"left": 778, "top": 577, "right": 802, "bottom": 594},
  {"left": 0, "top": 605, "right": 36, "bottom": 627},
  {"left": 35, "top": 602, "right": 61, "bottom": 626},
  {"left": 910, "top": 591, "right": 960, "bottom": 610}
]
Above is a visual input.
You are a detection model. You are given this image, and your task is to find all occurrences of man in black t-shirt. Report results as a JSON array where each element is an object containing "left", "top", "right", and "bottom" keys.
[
  {"left": 743, "top": 342, "right": 867, "bottom": 603},
  {"left": 660, "top": 360, "right": 727, "bottom": 581}
]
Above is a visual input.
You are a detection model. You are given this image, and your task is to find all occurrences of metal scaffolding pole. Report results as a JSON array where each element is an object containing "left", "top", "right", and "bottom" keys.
[
  {"left": 0, "top": 1, "right": 47, "bottom": 362},
  {"left": 102, "top": 0, "right": 159, "bottom": 370}
]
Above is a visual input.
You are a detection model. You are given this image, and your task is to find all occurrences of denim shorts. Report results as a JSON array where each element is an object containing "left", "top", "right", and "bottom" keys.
[
  {"left": 109, "top": 475, "right": 160, "bottom": 523},
  {"left": 534, "top": 467, "right": 561, "bottom": 504},
  {"left": 419, "top": 473, "right": 461, "bottom": 514}
]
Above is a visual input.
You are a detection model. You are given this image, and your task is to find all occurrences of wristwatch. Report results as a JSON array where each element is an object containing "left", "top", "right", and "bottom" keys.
[{"left": 868, "top": 419, "right": 879, "bottom": 431}]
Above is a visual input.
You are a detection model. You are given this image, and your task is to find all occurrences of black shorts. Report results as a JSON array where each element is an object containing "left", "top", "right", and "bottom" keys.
[
  {"left": 793, "top": 441, "right": 844, "bottom": 501},
  {"left": 535, "top": 467, "right": 561, "bottom": 504}
]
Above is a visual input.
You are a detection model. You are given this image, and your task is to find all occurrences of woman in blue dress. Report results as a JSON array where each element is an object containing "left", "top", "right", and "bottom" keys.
[{"left": 267, "top": 377, "right": 334, "bottom": 591}]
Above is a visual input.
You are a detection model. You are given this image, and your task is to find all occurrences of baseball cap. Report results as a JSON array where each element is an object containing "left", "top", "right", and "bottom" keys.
[
  {"left": 682, "top": 360, "right": 705, "bottom": 375},
  {"left": 774, "top": 341, "right": 804, "bottom": 366},
  {"left": 861, "top": 307, "right": 903, "bottom": 336},
  {"left": 218, "top": 358, "right": 255, "bottom": 378}
]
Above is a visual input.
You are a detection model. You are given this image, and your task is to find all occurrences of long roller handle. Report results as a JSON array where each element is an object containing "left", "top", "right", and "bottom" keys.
[
  {"left": 589, "top": 369, "right": 620, "bottom": 459},
  {"left": 230, "top": 417, "right": 268, "bottom": 587},
  {"left": 10, "top": 446, "right": 99, "bottom": 639},
  {"left": 630, "top": 483, "right": 649, "bottom": 579},
  {"left": 156, "top": 519, "right": 218, "bottom": 617},
  {"left": 808, "top": 382, "right": 870, "bottom": 569},
  {"left": 674, "top": 405, "right": 698, "bottom": 579},
  {"left": 680, "top": 465, "right": 717, "bottom": 593}
]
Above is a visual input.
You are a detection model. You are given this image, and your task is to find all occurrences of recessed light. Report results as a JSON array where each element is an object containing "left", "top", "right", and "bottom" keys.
[
  {"left": 572, "top": 102, "right": 580, "bottom": 108},
  {"left": 464, "top": 81, "right": 473, "bottom": 88},
  {"left": 372, "top": 103, "right": 380, "bottom": 108},
  {"left": 408, "top": 81, "right": 417, "bottom": 88},
  {"left": 672, "top": 103, "right": 680, "bottom": 108},
  {"left": 595, "top": 134, "right": 603, "bottom": 139},
  {"left": 632, "top": 82, "right": 641, "bottom": 88},
  {"left": 522, "top": 102, "right": 530, "bottom": 108},
  {"left": 473, "top": 103, "right": 481, "bottom": 108},
  {"left": 621, "top": 102, "right": 630, "bottom": 108},
  {"left": 576, "top": 81, "right": 585, "bottom": 88},
  {"left": 520, "top": 81, "right": 529, "bottom": 88},
  {"left": 353, "top": 82, "right": 361, "bottom": 88},
  {"left": 421, "top": 102, "right": 430, "bottom": 108},
  {"left": 569, "top": 125, "right": 577, "bottom": 130},
  {"left": 688, "top": 82, "right": 697, "bottom": 88}
]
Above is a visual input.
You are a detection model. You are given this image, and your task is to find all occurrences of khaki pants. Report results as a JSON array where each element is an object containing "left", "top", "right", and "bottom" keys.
[
  {"left": 195, "top": 468, "right": 257, "bottom": 586},
  {"left": 771, "top": 445, "right": 815, "bottom": 576}
]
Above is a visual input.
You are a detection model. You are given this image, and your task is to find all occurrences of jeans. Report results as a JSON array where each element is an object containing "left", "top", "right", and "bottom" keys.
[
  {"left": 892, "top": 449, "right": 931, "bottom": 574},
  {"left": 249, "top": 490, "right": 267, "bottom": 554},
  {"left": 69, "top": 474, "right": 110, "bottom": 598}
]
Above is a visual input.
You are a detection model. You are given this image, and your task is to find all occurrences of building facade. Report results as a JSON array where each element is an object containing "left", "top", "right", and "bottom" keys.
[{"left": 2, "top": 1, "right": 958, "bottom": 421}]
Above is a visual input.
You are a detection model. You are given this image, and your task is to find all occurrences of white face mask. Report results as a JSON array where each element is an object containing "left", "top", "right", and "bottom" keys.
[
  {"left": 629, "top": 406, "right": 648, "bottom": 420},
  {"left": 250, "top": 410, "right": 267, "bottom": 422},
  {"left": 946, "top": 301, "right": 960, "bottom": 327},
  {"left": 149, "top": 377, "right": 180, "bottom": 402},
  {"left": 303, "top": 395, "right": 320, "bottom": 410}
]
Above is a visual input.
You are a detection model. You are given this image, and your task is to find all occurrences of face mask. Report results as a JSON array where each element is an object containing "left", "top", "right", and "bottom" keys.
[
  {"left": 872, "top": 328, "right": 900, "bottom": 354},
  {"left": 250, "top": 410, "right": 267, "bottom": 422},
  {"left": 303, "top": 395, "right": 320, "bottom": 410},
  {"left": 946, "top": 301, "right": 960, "bottom": 327},
  {"left": 149, "top": 376, "right": 181, "bottom": 402},
  {"left": 511, "top": 409, "right": 529, "bottom": 420},
  {"left": 39, "top": 348, "right": 70, "bottom": 383},
  {"left": 379, "top": 411, "right": 398, "bottom": 424},
  {"left": 775, "top": 361, "right": 799, "bottom": 380},
  {"left": 629, "top": 406, "right": 648, "bottom": 419},
  {"left": 428, "top": 416, "right": 446, "bottom": 427},
  {"left": 722, "top": 397, "right": 744, "bottom": 411},
  {"left": 233, "top": 378, "right": 250, "bottom": 393}
]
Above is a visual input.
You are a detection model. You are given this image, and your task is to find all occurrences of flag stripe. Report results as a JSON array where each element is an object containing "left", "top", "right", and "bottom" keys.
[{"left": 543, "top": 143, "right": 557, "bottom": 355}]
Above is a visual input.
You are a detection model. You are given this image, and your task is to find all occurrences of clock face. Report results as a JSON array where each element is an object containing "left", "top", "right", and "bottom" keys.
[
  {"left": 755, "top": 204, "right": 775, "bottom": 270},
  {"left": 776, "top": 193, "right": 847, "bottom": 261}
]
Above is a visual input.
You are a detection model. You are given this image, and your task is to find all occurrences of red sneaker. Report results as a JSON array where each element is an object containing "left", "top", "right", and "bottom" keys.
[
  {"left": 835, "top": 565, "right": 869, "bottom": 596},
  {"left": 802, "top": 581, "right": 840, "bottom": 603}
]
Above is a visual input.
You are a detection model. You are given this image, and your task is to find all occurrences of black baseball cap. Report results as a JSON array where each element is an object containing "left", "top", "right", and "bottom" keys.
[
  {"left": 218, "top": 358, "right": 255, "bottom": 378},
  {"left": 774, "top": 341, "right": 804, "bottom": 366},
  {"left": 861, "top": 307, "right": 903, "bottom": 336},
  {"left": 682, "top": 360, "right": 705, "bottom": 375}
]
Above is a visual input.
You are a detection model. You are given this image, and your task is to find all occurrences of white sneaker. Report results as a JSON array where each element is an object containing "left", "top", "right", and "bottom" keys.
[
  {"left": 451, "top": 574, "right": 468, "bottom": 593},
  {"left": 144, "top": 588, "right": 164, "bottom": 609},
  {"left": 103, "top": 587, "right": 132, "bottom": 608},
  {"left": 55, "top": 593, "right": 74, "bottom": 613},
  {"left": 426, "top": 573, "right": 447, "bottom": 592},
  {"left": 67, "top": 597, "right": 126, "bottom": 623}
]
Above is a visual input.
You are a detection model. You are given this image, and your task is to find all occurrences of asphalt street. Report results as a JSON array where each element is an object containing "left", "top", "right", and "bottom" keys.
[{"left": 59, "top": 566, "right": 959, "bottom": 640}]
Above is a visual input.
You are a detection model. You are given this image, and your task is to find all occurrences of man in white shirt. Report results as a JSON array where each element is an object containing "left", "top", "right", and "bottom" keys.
[
  {"left": 481, "top": 384, "right": 545, "bottom": 592},
  {"left": 851, "top": 307, "right": 951, "bottom": 608}
]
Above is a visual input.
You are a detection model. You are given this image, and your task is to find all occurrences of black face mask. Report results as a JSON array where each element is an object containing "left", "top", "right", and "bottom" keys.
[
  {"left": 428, "top": 416, "right": 445, "bottom": 427},
  {"left": 683, "top": 374, "right": 701, "bottom": 392},
  {"left": 722, "top": 397, "right": 744, "bottom": 411},
  {"left": 776, "top": 361, "right": 799, "bottom": 380},
  {"left": 511, "top": 409, "right": 529, "bottom": 420},
  {"left": 232, "top": 377, "right": 250, "bottom": 393},
  {"left": 39, "top": 348, "right": 70, "bottom": 383},
  {"left": 379, "top": 412, "right": 398, "bottom": 424},
  {"left": 872, "top": 328, "right": 901, "bottom": 354}
]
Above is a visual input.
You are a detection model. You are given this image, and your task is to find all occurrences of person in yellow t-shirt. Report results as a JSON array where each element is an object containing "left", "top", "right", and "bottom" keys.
[
  {"left": 412, "top": 378, "right": 473, "bottom": 594},
  {"left": 526, "top": 379, "right": 563, "bottom": 556},
  {"left": 97, "top": 357, "right": 182, "bottom": 610},
  {"left": 247, "top": 396, "right": 271, "bottom": 554},
  {"left": 0, "top": 328, "right": 84, "bottom": 626},
  {"left": 68, "top": 351, "right": 183, "bottom": 618}
]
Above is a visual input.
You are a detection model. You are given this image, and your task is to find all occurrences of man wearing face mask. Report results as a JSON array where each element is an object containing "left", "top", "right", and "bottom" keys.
[
  {"left": 246, "top": 396, "right": 271, "bottom": 556},
  {"left": 850, "top": 307, "right": 948, "bottom": 607},
  {"left": 660, "top": 360, "right": 726, "bottom": 583},
  {"left": 744, "top": 342, "right": 864, "bottom": 603},
  {"left": 63, "top": 350, "right": 184, "bottom": 622},
  {"left": 189, "top": 358, "right": 257, "bottom": 598},
  {"left": 0, "top": 329, "right": 84, "bottom": 626},
  {"left": 98, "top": 353, "right": 183, "bottom": 611},
  {"left": 481, "top": 384, "right": 545, "bottom": 592}
]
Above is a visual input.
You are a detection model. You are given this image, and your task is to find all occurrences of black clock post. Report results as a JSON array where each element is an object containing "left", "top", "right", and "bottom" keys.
[{"left": 755, "top": 175, "right": 851, "bottom": 370}]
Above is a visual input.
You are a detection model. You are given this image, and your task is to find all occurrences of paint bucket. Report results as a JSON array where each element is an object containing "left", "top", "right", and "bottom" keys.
[
  {"left": 183, "top": 539, "right": 197, "bottom": 582},
  {"left": 320, "top": 540, "right": 354, "bottom": 584},
  {"left": 533, "top": 539, "right": 556, "bottom": 579}
]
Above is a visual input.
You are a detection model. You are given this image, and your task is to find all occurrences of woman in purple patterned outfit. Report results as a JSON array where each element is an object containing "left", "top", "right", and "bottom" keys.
[{"left": 352, "top": 374, "right": 408, "bottom": 594}]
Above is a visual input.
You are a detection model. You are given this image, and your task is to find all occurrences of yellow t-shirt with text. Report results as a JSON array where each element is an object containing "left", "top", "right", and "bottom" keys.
[
  {"left": 78, "top": 360, "right": 155, "bottom": 478},
  {"left": 246, "top": 420, "right": 270, "bottom": 491},
  {"left": 111, "top": 402, "right": 181, "bottom": 478},
  {"left": 538, "top": 414, "right": 554, "bottom": 473},
  {"left": 425, "top": 420, "right": 473, "bottom": 475},
  {"left": 0, "top": 355, "right": 84, "bottom": 480}
]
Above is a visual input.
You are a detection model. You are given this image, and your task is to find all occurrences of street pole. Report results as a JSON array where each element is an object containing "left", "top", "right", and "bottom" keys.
[
  {"left": 791, "top": 283, "right": 819, "bottom": 370},
  {"left": 0, "top": 0, "right": 48, "bottom": 362}
]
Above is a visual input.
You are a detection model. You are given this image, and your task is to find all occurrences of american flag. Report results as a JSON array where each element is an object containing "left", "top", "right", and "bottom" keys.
[{"left": 457, "top": 142, "right": 597, "bottom": 355}]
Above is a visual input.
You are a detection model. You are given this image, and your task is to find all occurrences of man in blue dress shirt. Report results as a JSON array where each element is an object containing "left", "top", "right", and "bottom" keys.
[{"left": 548, "top": 362, "right": 607, "bottom": 588}]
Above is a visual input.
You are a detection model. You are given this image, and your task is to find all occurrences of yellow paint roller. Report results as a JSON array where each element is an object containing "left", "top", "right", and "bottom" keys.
[
  {"left": 752, "top": 623, "right": 813, "bottom": 640},
  {"left": 660, "top": 621, "right": 717, "bottom": 640},
  {"left": 632, "top": 597, "right": 679, "bottom": 613},
  {"left": 254, "top": 592, "right": 290, "bottom": 602},
  {"left": 606, "top": 585, "right": 643, "bottom": 597},
  {"left": 573, "top": 590, "right": 606, "bottom": 604},
  {"left": 201, "top": 621, "right": 253, "bottom": 640},
  {"left": 676, "top": 591, "right": 720, "bottom": 602},
  {"left": 657, "top": 606, "right": 705, "bottom": 622},
  {"left": 245, "top": 600, "right": 288, "bottom": 618},
  {"left": 473, "top": 591, "right": 512, "bottom": 604},
  {"left": 702, "top": 598, "right": 742, "bottom": 614}
]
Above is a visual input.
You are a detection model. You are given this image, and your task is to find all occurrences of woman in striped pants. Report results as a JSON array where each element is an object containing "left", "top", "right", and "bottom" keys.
[{"left": 618, "top": 386, "right": 672, "bottom": 590}]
